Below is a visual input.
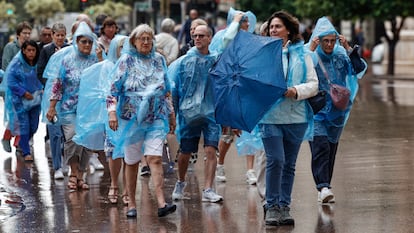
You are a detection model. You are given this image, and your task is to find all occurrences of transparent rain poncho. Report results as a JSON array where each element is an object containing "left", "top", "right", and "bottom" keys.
[
  {"left": 41, "top": 22, "right": 100, "bottom": 125},
  {"left": 236, "top": 127, "right": 264, "bottom": 156},
  {"left": 209, "top": 7, "right": 257, "bottom": 54},
  {"left": 2, "top": 52, "right": 43, "bottom": 135},
  {"left": 305, "top": 16, "right": 367, "bottom": 142},
  {"left": 168, "top": 47, "right": 219, "bottom": 141},
  {"left": 107, "top": 40, "right": 171, "bottom": 157},
  {"left": 73, "top": 35, "right": 128, "bottom": 151}
]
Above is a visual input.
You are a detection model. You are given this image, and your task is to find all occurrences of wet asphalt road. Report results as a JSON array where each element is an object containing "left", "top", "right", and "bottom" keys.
[{"left": 1, "top": 73, "right": 414, "bottom": 233}]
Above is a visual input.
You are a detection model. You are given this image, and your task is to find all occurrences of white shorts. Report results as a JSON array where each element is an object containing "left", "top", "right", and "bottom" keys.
[{"left": 124, "top": 137, "right": 164, "bottom": 165}]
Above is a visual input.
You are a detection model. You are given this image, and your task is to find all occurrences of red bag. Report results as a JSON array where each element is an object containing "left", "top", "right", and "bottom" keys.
[{"left": 329, "top": 84, "right": 350, "bottom": 110}]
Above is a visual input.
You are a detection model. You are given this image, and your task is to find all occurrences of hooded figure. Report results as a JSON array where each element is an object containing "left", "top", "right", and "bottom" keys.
[
  {"left": 305, "top": 16, "right": 367, "bottom": 205},
  {"left": 45, "top": 21, "right": 101, "bottom": 191},
  {"left": 209, "top": 7, "right": 256, "bottom": 54}
]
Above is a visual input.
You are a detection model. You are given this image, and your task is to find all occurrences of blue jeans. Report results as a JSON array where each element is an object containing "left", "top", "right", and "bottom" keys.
[
  {"left": 47, "top": 124, "right": 64, "bottom": 170},
  {"left": 309, "top": 136, "right": 338, "bottom": 190},
  {"left": 259, "top": 123, "right": 307, "bottom": 208}
]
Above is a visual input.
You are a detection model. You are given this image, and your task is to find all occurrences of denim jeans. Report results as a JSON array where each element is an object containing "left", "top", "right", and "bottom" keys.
[
  {"left": 309, "top": 136, "right": 338, "bottom": 190},
  {"left": 259, "top": 123, "right": 307, "bottom": 208},
  {"left": 47, "top": 124, "right": 64, "bottom": 170}
]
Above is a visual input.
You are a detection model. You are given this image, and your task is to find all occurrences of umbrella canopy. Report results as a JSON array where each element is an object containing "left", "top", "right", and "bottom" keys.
[{"left": 209, "top": 30, "right": 286, "bottom": 132}]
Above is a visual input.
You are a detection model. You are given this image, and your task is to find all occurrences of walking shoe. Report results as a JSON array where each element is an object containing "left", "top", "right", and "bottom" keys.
[
  {"left": 172, "top": 181, "right": 187, "bottom": 200},
  {"left": 54, "top": 168, "right": 64, "bottom": 180},
  {"left": 202, "top": 188, "right": 223, "bottom": 203},
  {"left": 320, "top": 187, "right": 334, "bottom": 203},
  {"left": 318, "top": 191, "right": 336, "bottom": 203},
  {"left": 158, "top": 203, "right": 177, "bottom": 217},
  {"left": 279, "top": 206, "right": 295, "bottom": 225},
  {"left": 265, "top": 206, "right": 282, "bottom": 226},
  {"left": 215, "top": 165, "right": 226, "bottom": 182},
  {"left": 89, "top": 154, "right": 104, "bottom": 170},
  {"left": 2, "top": 139, "right": 11, "bottom": 152},
  {"left": 245, "top": 169, "right": 257, "bottom": 185},
  {"left": 140, "top": 165, "right": 151, "bottom": 176}
]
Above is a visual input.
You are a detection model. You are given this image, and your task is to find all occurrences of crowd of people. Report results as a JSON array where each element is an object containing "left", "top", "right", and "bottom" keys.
[{"left": 0, "top": 7, "right": 367, "bottom": 226}]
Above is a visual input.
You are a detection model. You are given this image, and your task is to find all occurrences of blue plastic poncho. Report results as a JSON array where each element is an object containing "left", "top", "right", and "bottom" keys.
[
  {"left": 108, "top": 40, "right": 171, "bottom": 157},
  {"left": 73, "top": 35, "right": 128, "bottom": 151},
  {"left": 44, "top": 22, "right": 100, "bottom": 125},
  {"left": 168, "top": 47, "right": 219, "bottom": 141},
  {"left": 3, "top": 51, "right": 43, "bottom": 135},
  {"left": 209, "top": 7, "right": 257, "bottom": 54},
  {"left": 236, "top": 127, "right": 264, "bottom": 156},
  {"left": 305, "top": 16, "right": 367, "bottom": 142}
]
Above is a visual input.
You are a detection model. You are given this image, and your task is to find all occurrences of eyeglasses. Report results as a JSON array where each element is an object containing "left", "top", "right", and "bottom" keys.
[
  {"left": 79, "top": 39, "right": 93, "bottom": 45},
  {"left": 137, "top": 37, "right": 152, "bottom": 43},
  {"left": 322, "top": 38, "right": 337, "bottom": 45},
  {"left": 193, "top": 34, "right": 206, "bottom": 39}
]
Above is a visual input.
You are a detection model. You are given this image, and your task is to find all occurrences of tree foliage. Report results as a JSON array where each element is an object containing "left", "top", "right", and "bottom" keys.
[
  {"left": 240, "top": 0, "right": 414, "bottom": 75},
  {"left": 0, "top": 0, "right": 16, "bottom": 23},
  {"left": 25, "top": 0, "right": 65, "bottom": 26},
  {"left": 83, "top": 0, "right": 132, "bottom": 20}
]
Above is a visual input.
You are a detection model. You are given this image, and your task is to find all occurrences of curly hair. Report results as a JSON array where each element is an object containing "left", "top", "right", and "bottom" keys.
[{"left": 266, "top": 11, "right": 302, "bottom": 44}]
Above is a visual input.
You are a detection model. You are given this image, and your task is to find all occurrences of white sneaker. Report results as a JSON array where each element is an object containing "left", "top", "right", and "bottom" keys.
[
  {"left": 320, "top": 187, "right": 334, "bottom": 203},
  {"left": 202, "top": 188, "right": 223, "bottom": 203},
  {"left": 245, "top": 169, "right": 257, "bottom": 185},
  {"left": 54, "top": 168, "right": 64, "bottom": 180},
  {"left": 172, "top": 181, "right": 187, "bottom": 200},
  {"left": 90, "top": 154, "right": 104, "bottom": 170},
  {"left": 215, "top": 165, "right": 226, "bottom": 182}
]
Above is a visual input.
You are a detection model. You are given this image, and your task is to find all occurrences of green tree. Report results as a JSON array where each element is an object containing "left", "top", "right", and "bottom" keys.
[
  {"left": 83, "top": 0, "right": 132, "bottom": 20},
  {"left": 0, "top": 0, "right": 16, "bottom": 26},
  {"left": 237, "top": 0, "right": 295, "bottom": 21},
  {"left": 25, "top": 0, "right": 65, "bottom": 26},
  {"left": 294, "top": 0, "right": 414, "bottom": 75}
]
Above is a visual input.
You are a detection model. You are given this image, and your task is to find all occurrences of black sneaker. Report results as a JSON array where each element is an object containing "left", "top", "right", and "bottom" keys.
[
  {"left": 140, "top": 166, "right": 151, "bottom": 176},
  {"left": 265, "top": 206, "right": 282, "bottom": 226},
  {"left": 158, "top": 203, "right": 177, "bottom": 217},
  {"left": 279, "top": 206, "right": 295, "bottom": 225}
]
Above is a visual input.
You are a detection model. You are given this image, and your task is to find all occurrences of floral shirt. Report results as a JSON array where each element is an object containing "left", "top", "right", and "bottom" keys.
[{"left": 50, "top": 51, "right": 99, "bottom": 116}]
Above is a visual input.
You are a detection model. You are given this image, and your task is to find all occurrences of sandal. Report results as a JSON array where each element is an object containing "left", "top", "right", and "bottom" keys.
[
  {"left": 77, "top": 179, "right": 89, "bottom": 190},
  {"left": 108, "top": 187, "right": 119, "bottom": 204},
  {"left": 68, "top": 176, "right": 78, "bottom": 191},
  {"left": 122, "top": 194, "right": 129, "bottom": 206}
]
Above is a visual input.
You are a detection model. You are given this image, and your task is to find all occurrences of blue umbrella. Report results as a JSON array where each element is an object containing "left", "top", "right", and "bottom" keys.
[{"left": 209, "top": 30, "right": 286, "bottom": 132}]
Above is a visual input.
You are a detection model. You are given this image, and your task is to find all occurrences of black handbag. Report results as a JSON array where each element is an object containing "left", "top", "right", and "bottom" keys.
[{"left": 308, "top": 90, "right": 327, "bottom": 114}]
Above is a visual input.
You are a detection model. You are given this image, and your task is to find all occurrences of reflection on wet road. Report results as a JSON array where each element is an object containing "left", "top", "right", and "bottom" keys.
[{"left": 1, "top": 75, "right": 414, "bottom": 232}]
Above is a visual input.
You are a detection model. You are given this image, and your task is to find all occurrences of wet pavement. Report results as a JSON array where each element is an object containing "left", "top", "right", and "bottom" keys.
[{"left": 1, "top": 71, "right": 414, "bottom": 233}]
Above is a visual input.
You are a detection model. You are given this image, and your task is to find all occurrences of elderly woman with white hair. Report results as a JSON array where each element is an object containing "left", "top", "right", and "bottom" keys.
[
  {"left": 155, "top": 18, "right": 179, "bottom": 65},
  {"left": 107, "top": 24, "right": 176, "bottom": 218}
]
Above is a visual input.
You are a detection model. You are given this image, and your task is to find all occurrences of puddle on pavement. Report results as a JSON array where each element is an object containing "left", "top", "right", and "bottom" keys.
[{"left": 0, "top": 185, "right": 25, "bottom": 222}]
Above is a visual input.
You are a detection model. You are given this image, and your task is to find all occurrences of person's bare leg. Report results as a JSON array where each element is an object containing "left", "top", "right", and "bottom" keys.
[
  {"left": 177, "top": 153, "right": 191, "bottom": 181},
  {"left": 147, "top": 155, "right": 166, "bottom": 208},
  {"left": 204, "top": 146, "right": 217, "bottom": 189},
  {"left": 126, "top": 162, "right": 139, "bottom": 210},
  {"left": 217, "top": 140, "right": 231, "bottom": 165},
  {"left": 246, "top": 155, "right": 254, "bottom": 170},
  {"left": 109, "top": 157, "right": 121, "bottom": 189}
]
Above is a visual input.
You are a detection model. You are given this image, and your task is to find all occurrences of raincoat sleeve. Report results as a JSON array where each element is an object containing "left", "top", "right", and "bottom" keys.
[
  {"left": 167, "top": 57, "right": 183, "bottom": 116},
  {"left": 7, "top": 61, "right": 26, "bottom": 97},
  {"left": 223, "top": 22, "right": 240, "bottom": 49},
  {"left": 294, "top": 55, "right": 318, "bottom": 101}
]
